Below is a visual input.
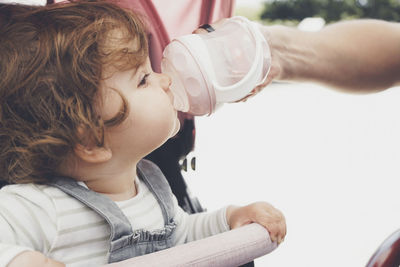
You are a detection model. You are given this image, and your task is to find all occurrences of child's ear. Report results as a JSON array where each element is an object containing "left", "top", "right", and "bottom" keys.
[{"left": 74, "top": 144, "right": 112, "bottom": 163}]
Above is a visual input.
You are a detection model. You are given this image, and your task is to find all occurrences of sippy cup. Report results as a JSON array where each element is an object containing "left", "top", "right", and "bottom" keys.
[{"left": 161, "top": 16, "right": 271, "bottom": 116}]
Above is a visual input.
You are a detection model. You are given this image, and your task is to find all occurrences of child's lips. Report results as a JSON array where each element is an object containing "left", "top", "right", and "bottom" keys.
[
  {"left": 168, "top": 90, "right": 180, "bottom": 113},
  {"left": 167, "top": 89, "right": 174, "bottom": 104}
]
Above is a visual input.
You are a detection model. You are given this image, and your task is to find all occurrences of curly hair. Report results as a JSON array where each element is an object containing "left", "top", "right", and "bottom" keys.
[{"left": 0, "top": 1, "right": 148, "bottom": 184}]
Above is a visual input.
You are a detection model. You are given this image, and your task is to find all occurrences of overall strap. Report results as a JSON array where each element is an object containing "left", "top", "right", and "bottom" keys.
[
  {"left": 50, "top": 177, "right": 133, "bottom": 242},
  {"left": 137, "top": 159, "right": 175, "bottom": 223}
]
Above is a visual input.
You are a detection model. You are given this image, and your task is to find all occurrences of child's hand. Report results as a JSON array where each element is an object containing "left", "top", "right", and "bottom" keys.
[{"left": 226, "top": 202, "right": 286, "bottom": 244}]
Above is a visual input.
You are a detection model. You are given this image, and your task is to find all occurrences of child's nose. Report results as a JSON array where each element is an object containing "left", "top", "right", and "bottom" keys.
[{"left": 160, "top": 73, "right": 172, "bottom": 92}]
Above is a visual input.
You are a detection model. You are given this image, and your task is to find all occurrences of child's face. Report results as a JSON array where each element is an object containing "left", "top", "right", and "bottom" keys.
[{"left": 100, "top": 57, "right": 180, "bottom": 160}]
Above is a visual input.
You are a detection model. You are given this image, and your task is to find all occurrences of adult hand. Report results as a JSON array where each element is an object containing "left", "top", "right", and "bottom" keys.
[
  {"left": 240, "top": 25, "right": 284, "bottom": 101},
  {"left": 193, "top": 20, "right": 283, "bottom": 102}
]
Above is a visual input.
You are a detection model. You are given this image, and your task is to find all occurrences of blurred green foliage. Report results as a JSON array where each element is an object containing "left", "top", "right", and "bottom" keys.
[
  {"left": 260, "top": 0, "right": 400, "bottom": 22},
  {"left": 234, "top": 6, "right": 263, "bottom": 20}
]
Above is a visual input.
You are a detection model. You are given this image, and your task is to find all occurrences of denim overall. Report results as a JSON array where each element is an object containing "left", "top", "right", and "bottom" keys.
[{"left": 51, "top": 159, "right": 177, "bottom": 263}]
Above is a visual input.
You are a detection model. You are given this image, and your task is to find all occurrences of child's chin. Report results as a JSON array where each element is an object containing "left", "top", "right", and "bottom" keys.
[{"left": 171, "top": 119, "right": 181, "bottom": 137}]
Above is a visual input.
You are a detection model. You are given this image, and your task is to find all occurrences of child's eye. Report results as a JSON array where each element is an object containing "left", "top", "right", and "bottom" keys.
[{"left": 138, "top": 73, "right": 150, "bottom": 87}]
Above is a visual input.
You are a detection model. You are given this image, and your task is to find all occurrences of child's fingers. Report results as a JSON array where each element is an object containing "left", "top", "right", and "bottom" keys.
[
  {"left": 250, "top": 203, "right": 286, "bottom": 244},
  {"left": 276, "top": 220, "right": 287, "bottom": 244},
  {"left": 228, "top": 202, "right": 287, "bottom": 244},
  {"left": 265, "top": 221, "right": 285, "bottom": 243}
]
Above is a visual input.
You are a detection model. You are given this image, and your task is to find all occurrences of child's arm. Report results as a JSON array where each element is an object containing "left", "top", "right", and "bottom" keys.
[
  {"left": 226, "top": 202, "right": 286, "bottom": 244},
  {"left": 8, "top": 251, "right": 65, "bottom": 267},
  {"left": 172, "top": 195, "right": 286, "bottom": 245},
  {"left": 173, "top": 203, "right": 230, "bottom": 244}
]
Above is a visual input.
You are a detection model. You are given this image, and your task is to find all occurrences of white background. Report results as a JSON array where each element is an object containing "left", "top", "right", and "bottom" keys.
[{"left": 185, "top": 82, "right": 400, "bottom": 267}]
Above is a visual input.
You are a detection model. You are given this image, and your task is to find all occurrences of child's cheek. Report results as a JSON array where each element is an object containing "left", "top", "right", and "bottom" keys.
[{"left": 100, "top": 88, "right": 124, "bottom": 121}]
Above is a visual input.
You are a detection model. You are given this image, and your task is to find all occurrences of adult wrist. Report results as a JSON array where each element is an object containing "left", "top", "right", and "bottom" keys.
[{"left": 265, "top": 25, "right": 316, "bottom": 82}]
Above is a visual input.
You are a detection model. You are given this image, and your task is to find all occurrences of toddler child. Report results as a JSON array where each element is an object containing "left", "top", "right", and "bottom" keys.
[{"left": 0, "top": 1, "right": 286, "bottom": 266}]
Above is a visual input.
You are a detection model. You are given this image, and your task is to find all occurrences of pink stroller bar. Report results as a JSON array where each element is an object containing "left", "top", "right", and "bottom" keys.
[{"left": 104, "top": 223, "right": 277, "bottom": 267}]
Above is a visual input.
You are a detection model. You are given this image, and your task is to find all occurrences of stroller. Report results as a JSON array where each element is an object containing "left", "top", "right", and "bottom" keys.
[{"left": 2, "top": 0, "right": 399, "bottom": 266}]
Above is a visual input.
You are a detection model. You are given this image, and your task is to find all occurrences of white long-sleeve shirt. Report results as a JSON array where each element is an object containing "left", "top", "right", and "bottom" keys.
[{"left": 0, "top": 178, "right": 229, "bottom": 266}]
